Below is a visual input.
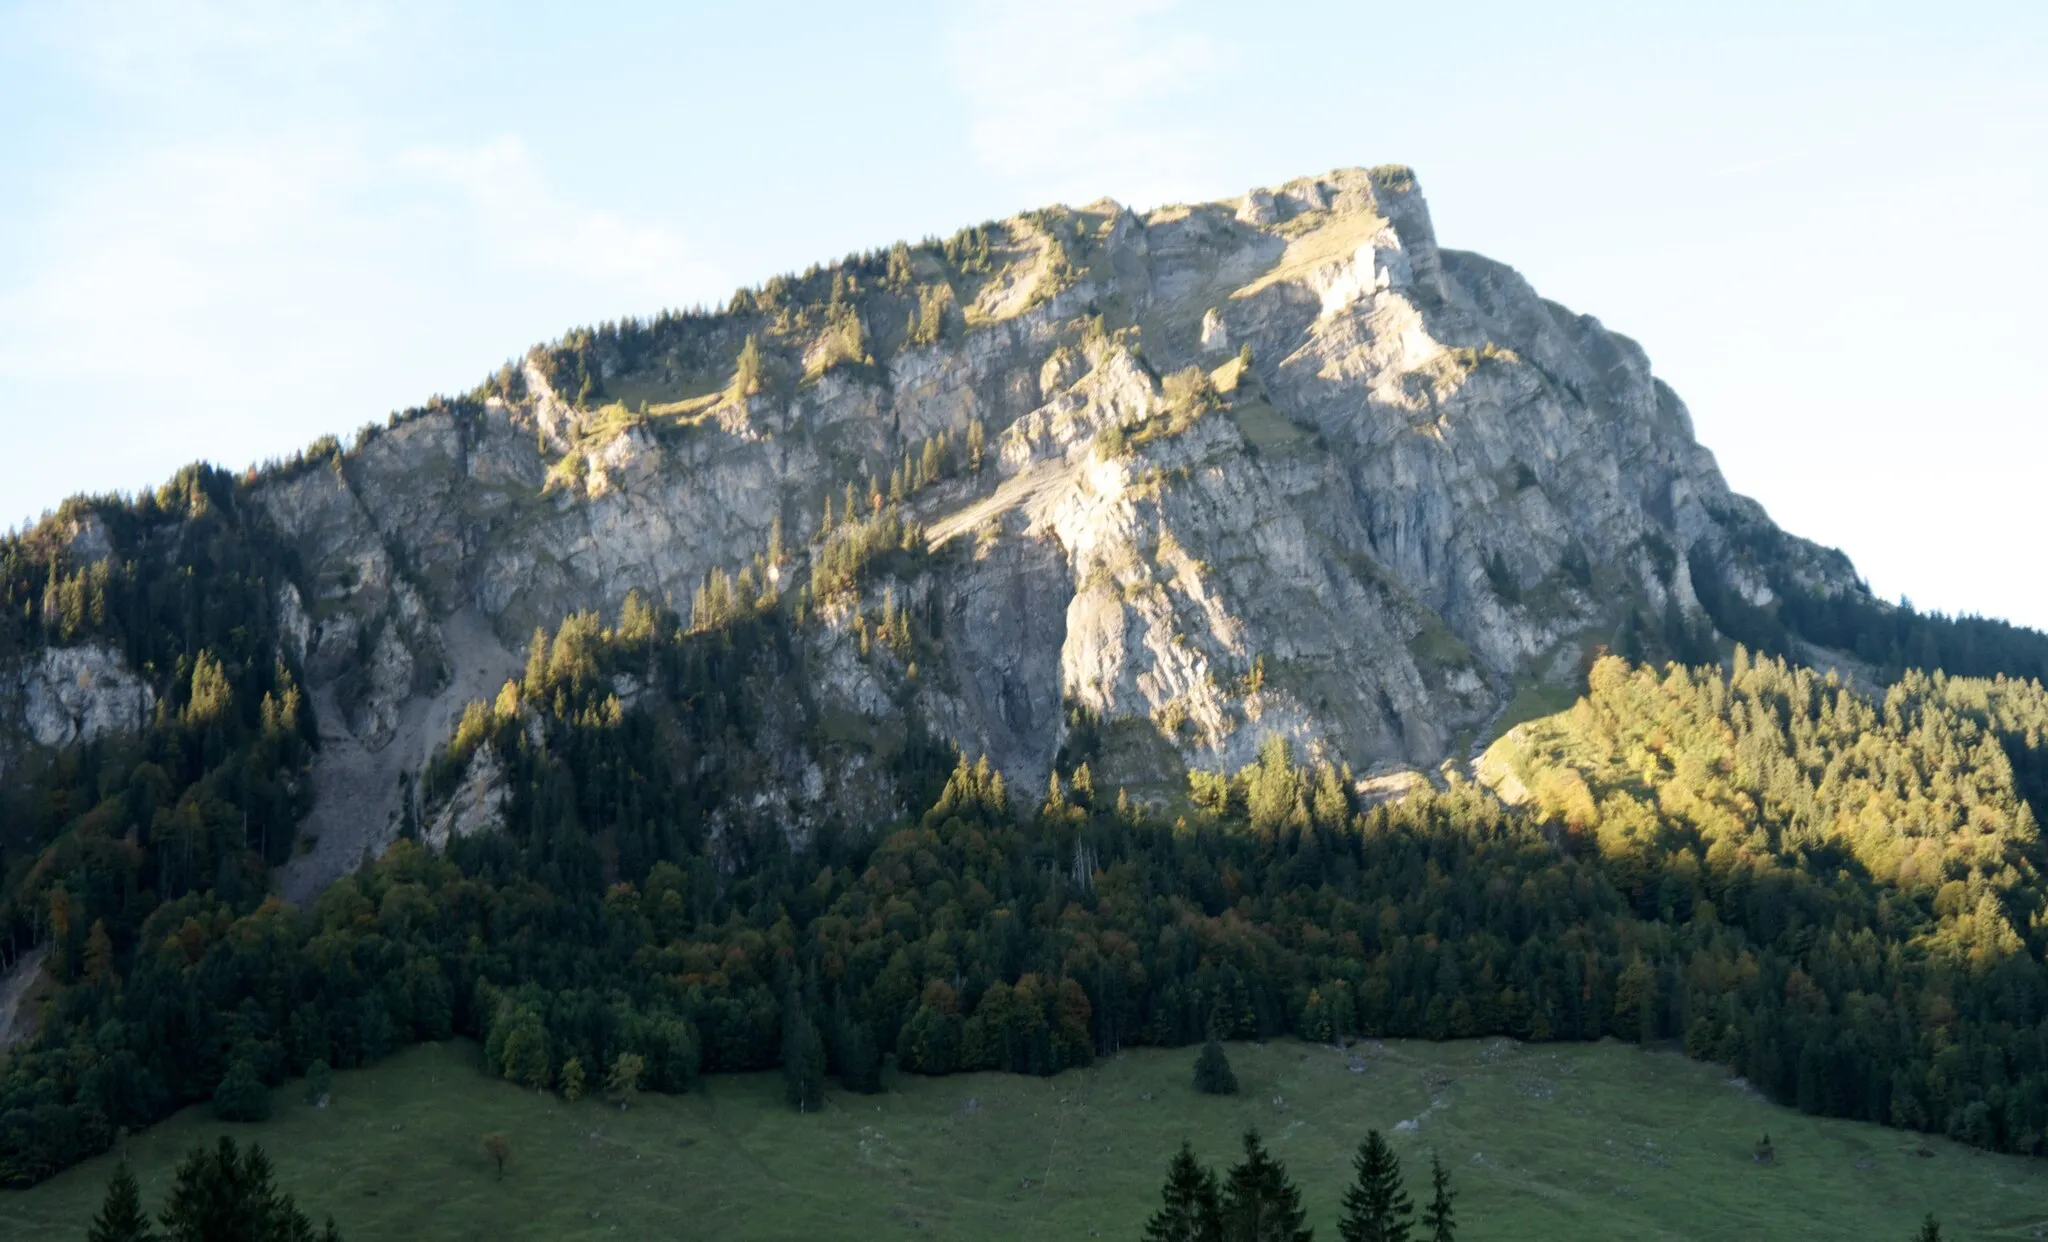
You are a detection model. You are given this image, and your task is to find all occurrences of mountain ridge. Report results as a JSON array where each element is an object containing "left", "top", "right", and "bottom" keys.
[
  {"left": 0, "top": 165, "right": 1988, "bottom": 898},
  {"left": 9, "top": 165, "right": 2048, "bottom": 1194}
]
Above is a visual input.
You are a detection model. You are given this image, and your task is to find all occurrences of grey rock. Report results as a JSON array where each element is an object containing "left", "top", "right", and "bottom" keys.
[
  {"left": 0, "top": 163, "right": 1877, "bottom": 895},
  {"left": 17, "top": 646, "right": 154, "bottom": 749}
]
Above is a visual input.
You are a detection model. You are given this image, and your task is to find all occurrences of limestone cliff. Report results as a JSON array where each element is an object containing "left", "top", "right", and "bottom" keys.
[{"left": 2, "top": 165, "right": 1881, "bottom": 892}]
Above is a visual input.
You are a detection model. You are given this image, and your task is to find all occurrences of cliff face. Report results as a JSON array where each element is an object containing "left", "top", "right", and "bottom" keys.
[{"left": 1, "top": 166, "right": 1869, "bottom": 890}]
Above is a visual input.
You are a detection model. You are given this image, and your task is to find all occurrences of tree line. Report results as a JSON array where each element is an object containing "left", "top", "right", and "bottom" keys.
[
  {"left": 9, "top": 574, "right": 2048, "bottom": 1186},
  {"left": 84, "top": 1138, "right": 339, "bottom": 1242},
  {"left": 10, "top": 452, "right": 2048, "bottom": 1190},
  {"left": 1141, "top": 1127, "right": 1454, "bottom": 1242}
]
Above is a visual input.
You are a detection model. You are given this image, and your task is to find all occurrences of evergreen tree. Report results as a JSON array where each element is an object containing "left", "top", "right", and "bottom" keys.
[
  {"left": 88, "top": 1162, "right": 156, "bottom": 1242},
  {"left": 1338, "top": 1130, "right": 1412, "bottom": 1242},
  {"left": 157, "top": 1137, "right": 339, "bottom": 1242},
  {"left": 303, "top": 1060, "right": 332, "bottom": 1107},
  {"left": 734, "top": 334, "right": 764, "bottom": 396},
  {"left": 837, "top": 1018, "right": 882, "bottom": 1094},
  {"left": 1144, "top": 1141, "right": 1223, "bottom": 1242},
  {"left": 784, "top": 999, "right": 826, "bottom": 1113},
  {"left": 1194, "top": 1038, "right": 1239, "bottom": 1096},
  {"left": 1221, "top": 1128, "right": 1312, "bottom": 1242},
  {"left": 1418, "top": 1153, "right": 1455, "bottom": 1242},
  {"left": 1914, "top": 1216, "right": 1941, "bottom": 1242}
]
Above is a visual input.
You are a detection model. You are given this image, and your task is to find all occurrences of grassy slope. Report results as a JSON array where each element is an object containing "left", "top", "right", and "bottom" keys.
[{"left": 7, "top": 1037, "right": 2046, "bottom": 1242}]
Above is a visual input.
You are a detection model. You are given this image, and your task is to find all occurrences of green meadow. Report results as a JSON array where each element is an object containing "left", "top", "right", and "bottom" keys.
[{"left": 7, "top": 1037, "right": 2045, "bottom": 1241}]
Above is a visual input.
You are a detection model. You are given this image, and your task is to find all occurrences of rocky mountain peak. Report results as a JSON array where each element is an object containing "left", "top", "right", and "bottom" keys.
[{"left": 3, "top": 164, "right": 1878, "bottom": 890}]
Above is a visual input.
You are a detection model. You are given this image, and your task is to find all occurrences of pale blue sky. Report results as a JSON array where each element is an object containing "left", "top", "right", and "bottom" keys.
[{"left": 2, "top": 1, "right": 2043, "bottom": 626}]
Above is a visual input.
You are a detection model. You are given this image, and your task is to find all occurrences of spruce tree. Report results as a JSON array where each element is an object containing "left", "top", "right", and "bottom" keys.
[
  {"left": 88, "top": 1162, "right": 156, "bottom": 1242},
  {"left": 1419, "top": 1153, "right": 1455, "bottom": 1242},
  {"left": 303, "top": 1059, "right": 333, "bottom": 1106},
  {"left": 837, "top": 1018, "right": 882, "bottom": 1094},
  {"left": 1914, "top": 1215, "right": 1942, "bottom": 1242},
  {"left": 1221, "top": 1128, "right": 1312, "bottom": 1242},
  {"left": 783, "top": 991, "right": 826, "bottom": 1113},
  {"left": 1194, "top": 1037, "right": 1239, "bottom": 1095},
  {"left": 1143, "top": 1141, "right": 1223, "bottom": 1242},
  {"left": 157, "top": 1137, "right": 339, "bottom": 1242},
  {"left": 1338, "top": 1130, "right": 1412, "bottom": 1242}
]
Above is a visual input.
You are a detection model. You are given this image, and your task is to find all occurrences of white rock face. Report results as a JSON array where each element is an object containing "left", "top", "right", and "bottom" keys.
[
  {"left": 229, "top": 163, "right": 1869, "bottom": 855},
  {"left": 424, "top": 745, "right": 508, "bottom": 849},
  {"left": 18, "top": 647, "right": 154, "bottom": 748}
]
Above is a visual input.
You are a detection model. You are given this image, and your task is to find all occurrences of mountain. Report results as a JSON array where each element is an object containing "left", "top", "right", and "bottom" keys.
[
  {"left": 7, "top": 166, "right": 2048, "bottom": 1191},
  {"left": 0, "top": 166, "right": 1939, "bottom": 895}
]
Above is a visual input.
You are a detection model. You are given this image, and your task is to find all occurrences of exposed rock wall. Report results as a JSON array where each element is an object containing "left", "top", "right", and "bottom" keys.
[
  {"left": 6, "top": 165, "right": 1879, "bottom": 890},
  {"left": 10, "top": 646, "right": 154, "bottom": 750}
]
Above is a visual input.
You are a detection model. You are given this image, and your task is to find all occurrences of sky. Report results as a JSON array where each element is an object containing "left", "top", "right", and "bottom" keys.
[{"left": 1, "top": 0, "right": 2043, "bottom": 627}]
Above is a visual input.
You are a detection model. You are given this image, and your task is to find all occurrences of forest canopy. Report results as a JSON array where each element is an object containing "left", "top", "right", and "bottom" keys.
[{"left": 8, "top": 555, "right": 2048, "bottom": 1185}]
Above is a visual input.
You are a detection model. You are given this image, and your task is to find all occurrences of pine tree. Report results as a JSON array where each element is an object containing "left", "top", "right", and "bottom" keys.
[
  {"left": 837, "top": 1017, "right": 882, "bottom": 1093},
  {"left": 88, "top": 1162, "right": 156, "bottom": 1242},
  {"left": 157, "top": 1137, "right": 337, "bottom": 1241},
  {"left": 1194, "top": 1037, "right": 1239, "bottom": 1095},
  {"left": 784, "top": 986, "right": 826, "bottom": 1113},
  {"left": 1914, "top": 1216, "right": 1942, "bottom": 1242},
  {"left": 1338, "top": 1130, "right": 1412, "bottom": 1242},
  {"left": 303, "top": 1059, "right": 333, "bottom": 1106},
  {"left": 1144, "top": 1141, "right": 1223, "bottom": 1242},
  {"left": 1419, "top": 1153, "right": 1455, "bottom": 1242},
  {"left": 84, "top": 919, "right": 115, "bottom": 985},
  {"left": 734, "top": 333, "right": 764, "bottom": 396},
  {"left": 1221, "top": 1128, "right": 1312, "bottom": 1242}
]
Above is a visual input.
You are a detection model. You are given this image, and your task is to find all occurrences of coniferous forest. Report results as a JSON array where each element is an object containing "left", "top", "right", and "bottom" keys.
[{"left": 7, "top": 469, "right": 2048, "bottom": 1196}]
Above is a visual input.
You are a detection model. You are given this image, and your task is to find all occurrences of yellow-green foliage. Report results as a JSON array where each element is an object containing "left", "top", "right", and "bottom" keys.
[
  {"left": 1500, "top": 651, "right": 2047, "bottom": 963},
  {"left": 808, "top": 303, "right": 872, "bottom": 378},
  {"left": 1129, "top": 365, "right": 1221, "bottom": 447},
  {"left": 733, "top": 333, "right": 765, "bottom": 396},
  {"left": 1186, "top": 736, "right": 1351, "bottom": 836}
]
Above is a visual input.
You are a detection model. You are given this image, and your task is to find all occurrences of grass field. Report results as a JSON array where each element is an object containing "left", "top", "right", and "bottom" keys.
[{"left": 7, "top": 1037, "right": 2046, "bottom": 1241}]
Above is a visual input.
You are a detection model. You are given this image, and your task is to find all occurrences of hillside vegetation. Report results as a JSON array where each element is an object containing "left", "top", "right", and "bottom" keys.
[
  {"left": 9, "top": 559, "right": 2048, "bottom": 1188},
  {"left": 9, "top": 165, "right": 2048, "bottom": 1199}
]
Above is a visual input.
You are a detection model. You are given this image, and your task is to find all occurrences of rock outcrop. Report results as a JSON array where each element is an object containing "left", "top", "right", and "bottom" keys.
[
  {"left": 10, "top": 646, "right": 154, "bottom": 750},
  {"left": 243, "top": 167, "right": 1870, "bottom": 829},
  {"left": 1, "top": 165, "right": 1881, "bottom": 885}
]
